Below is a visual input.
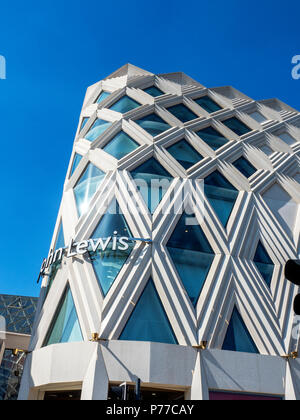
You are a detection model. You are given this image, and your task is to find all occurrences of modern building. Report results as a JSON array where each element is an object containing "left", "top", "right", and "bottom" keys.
[
  {"left": 19, "top": 64, "right": 300, "bottom": 400},
  {"left": 0, "top": 294, "right": 38, "bottom": 400}
]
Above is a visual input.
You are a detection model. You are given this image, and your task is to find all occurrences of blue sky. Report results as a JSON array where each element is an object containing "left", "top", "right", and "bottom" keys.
[{"left": 0, "top": 0, "right": 299, "bottom": 297}]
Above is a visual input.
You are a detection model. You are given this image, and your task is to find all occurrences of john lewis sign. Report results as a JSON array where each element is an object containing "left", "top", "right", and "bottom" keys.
[{"left": 39, "top": 234, "right": 151, "bottom": 280}]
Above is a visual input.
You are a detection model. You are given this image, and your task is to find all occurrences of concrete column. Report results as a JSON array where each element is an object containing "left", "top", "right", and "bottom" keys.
[
  {"left": 81, "top": 344, "right": 109, "bottom": 400},
  {"left": 188, "top": 351, "right": 209, "bottom": 400}
]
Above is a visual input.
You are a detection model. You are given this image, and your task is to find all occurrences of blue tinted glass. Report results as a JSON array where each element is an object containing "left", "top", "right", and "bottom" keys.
[
  {"left": 70, "top": 153, "right": 82, "bottom": 177},
  {"left": 167, "top": 213, "right": 214, "bottom": 306},
  {"left": 80, "top": 117, "right": 89, "bottom": 132},
  {"left": 85, "top": 119, "right": 112, "bottom": 142},
  {"left": 253, "top": 242, "right": 274, "bottom": 288},
  {"left": 131, "top": 158, "right": 172, "bottom": 214},
  {"left": 90, "top": 200, "right": 133, "bottom": 296},
  {"left": 55, "top": 223, "right": 65, "bottom": 250},
  {"left": 143, "top": 86, "right": 164, "bottom": 97},
  {"left": 222, "top": 308, "right": 258, "bottom": 354},
  {"left": 195, "top": 96, "right": 222, "bottom": 113},
  {"left": 103, "top": 131, "right": 139, "bottom": 160},
  {"left": 254, "top": 241, "right": 273, "bottom": 264},
  {"left": 44, "top": 286, "right": 83, "bottom": 346},
  {"left": 120, "top": 279, "right": 177, "bottom": 344},
  {"left": 74, "top": 164, "right": 105, "bottom": 217},
  {"left": 109, "top": 96, "right": 140, "bottom": 113},
  {"left": 204, "top": 171, "right": 238, "bottom": 227},
  {"left": 232, "top": 157, "right": 256, "bottom": 178},
  {"left": 167, "top": 213, "right": 213, "bottom": 253},
  {"left": 167, "top": 104, "right": 198, "bottom": 123},
  {"left": 96, "top": 91, "right": 110, "bottom": 104},
  {"left": 167, "top": 139, "right": 203, "bottom": 170},
  {"left": 196, "top": 126, "right": 228, "bottom": 151},
  {"left": 223, "top": 117, "right": 251, "bottom": 136},
  {"left": 135, "top": 113, "right": 171, "bottom": 136}
]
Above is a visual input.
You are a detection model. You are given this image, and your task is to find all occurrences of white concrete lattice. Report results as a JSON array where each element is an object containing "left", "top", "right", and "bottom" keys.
[{"left": 21, "top": 64, "right": 300, "bottom": 400}]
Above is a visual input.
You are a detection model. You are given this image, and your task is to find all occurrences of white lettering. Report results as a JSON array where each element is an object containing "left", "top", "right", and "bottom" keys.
[
  {"left": 292, "top": 55, "right": 300, "bottom": 80},
  {"left": 118, "top": 237, "right": 130, "bottom": 251},
  {"left": 76, "top": 240, "right": 89, "bottom": 255},
  {"left": 67, "top": 239, "right": 76, "bottom": 258}
]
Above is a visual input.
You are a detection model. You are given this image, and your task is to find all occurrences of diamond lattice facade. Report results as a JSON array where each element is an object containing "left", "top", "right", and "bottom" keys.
[{"left": 19, "top": 64, "right": 300, "bottom": 400}]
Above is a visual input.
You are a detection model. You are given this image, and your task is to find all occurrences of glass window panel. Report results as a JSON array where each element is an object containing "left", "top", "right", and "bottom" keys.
[
  {"left": 85, "top": 119, "right": 112, "bottom": 142},
  {"left": 167, "top": 139, "right": 203, "bottom": 170},
  {"left": 96, "top": 91, "right": 110, "bottom": 104},
  {"left": 109, "top": 96, "right": 140, "bottom": 113},
  {"left": 167, "top": 213, "right": 213, "bottom": 254},
  {"left": 167, "top": 213, "right": 214, "bottom": 306},
  {"left": 278, "top": 133, "right": 296, "bottom": 146},
  {"left": 194, "top": 95, "right": 222, "bottom": 113},
  {"left": 253, "top": 241, "right": 274, "bottom": 288},
  {"left": 131, "top": 158, "right": 172, "bottom": 214},
  {"left": 249, "top": 111, "right": 267, "bottom": 123},
  {"left": 70, "top": 153, "right": 83, "bottom": 177},
  {"left": 232, "top": 157, "right": 257, "bottom": 178},
  {"left": 143, "top": 86, "right": 164, "bottom": 97},
  {"left": 196, "top": 126, "right": 228, "bottom": 151},
  {"left": 204, "top": 171, "right": 238, "bottom": 227},
  {"left": 74, "top": 163, "right": 105, "bottom": 217},
  {"left": 261, "top": 145, "right": 273, "bottom": 156},
  {"left": 167, "top": 104, "right": 198, "bottom": 123},
  {"left": 222, "top": 308, "right": 258, "bottom": 354},
  {"left": 80, "top": 117, "right": 89, "bottom": 132},
  {"left": 103, "top": 131, "right": 139, "bottom": 160},
  {"left": 44, "top": 286, "right": 83, "bottom": 346},
  {"left": 119, "top": 279, "right": 177, "bottom": 344},
  {"left": 134, "top": 113, "right": 171, "bottom": 137},
  {"left": 90, "top": 200, "right": 133, "bottom": 296},
  {"left": 222, "top": 117, "right": 252, "bottom": 136},
  {"left": 55, "top": 223, "right": 65, "bottom": 250}
]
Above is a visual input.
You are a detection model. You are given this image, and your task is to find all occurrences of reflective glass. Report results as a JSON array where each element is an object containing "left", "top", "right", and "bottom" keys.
[
  {"left": 196, "top": 126, "right": 228, "bottom": 151},
  {"left": 253, "top": 241, "right": 274, "bottom": 288},
  {"left": 109, "top": 96, "right": 140, "bottom": 113},
  {"left": 119, "top": 279, "right": 177, "bottom": 344},
  {"left": 135, "top": 113, "right": 171, "bottom": 136},
  {"left": 167, "top": 213, "right": 214, "bottom": 306},
  {"left": 143, "top": 86, "right": 164, "bottom": 97},
  {"left": 278, "top": 133, "right": 296, "bottom": 146},
  {"left": 80, "top": 117, "right": 89, "bottom": 132},
  {"left": 204, "top": 171, "right": 238, "bottom": 227},
  {"left": 44, "top": 286, "right": 83, "bottom": 346},
  {"left": 96, "top": 91, "right": 110, "bottom": 104},
  {"left": 74, "top": 163, "right": 105, "bottom": 217},
  {"left": 55, "top": 222, "right": 65, "bottom": 250},
  {"left": 222, "top": 308, "right": 258, "bottom": 353},
  {"left": 167, "top": 139, "right": 203, "bottom": 170},
  {"left": 0, "top": 349, "right": 25, "bottom": 400},
  {"left": 70, "top": 153, "right": 82, "bottom": 177},
  {"left": 131, "top": 158, "right": 172, "bottom": 213},
  {"left": 194, "top": 96, "right": 222, "bottom": 113},
  {"left": 249, "top": 111, "right": 267, "bottom": 123},
  {"left": 85, "top": 119, "right": 112, "bottom": 142},
  {"left": 167, "top": 104, "right": 198, "bottom": 123},
  {"left": 90, "top": 199, "right": 133, "bottom": 296},
  {"left": 222, "top": 117, "right": 251, "bottom": 136},
  {"left": 103, "top": 131, "right": 139, "bottom": 160},
  {"left": 232, "top": 157, "right": 257, "bottom": 178},
  {"left": 0, "top": 295, "right": 38, "bottom": 335}
]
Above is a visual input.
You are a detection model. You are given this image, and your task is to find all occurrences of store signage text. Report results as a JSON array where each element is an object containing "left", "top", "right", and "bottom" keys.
[{"left": 39, "top": 234, "right": 151, "bottom": 278}]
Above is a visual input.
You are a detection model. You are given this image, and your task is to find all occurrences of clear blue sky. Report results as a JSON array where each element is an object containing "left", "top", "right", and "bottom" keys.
[{"left": 0, "top": 0, "right": 299, "bottom": 297}]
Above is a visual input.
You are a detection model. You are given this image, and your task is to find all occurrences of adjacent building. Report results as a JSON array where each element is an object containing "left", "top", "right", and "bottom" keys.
[
  {"left": 19, "top": 64, "right": 300, "bottom": 400},
  {"left": 0, "top": 294, "right": 38, "bottom": 400}
]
